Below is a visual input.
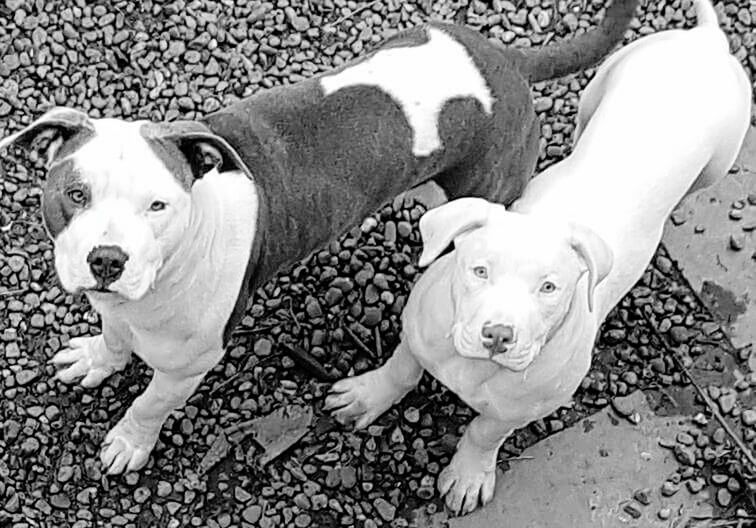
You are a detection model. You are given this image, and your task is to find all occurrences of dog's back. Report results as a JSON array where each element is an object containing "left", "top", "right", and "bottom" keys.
[{"left": 514, "top": 0, "right": 752, "bottom": 319}]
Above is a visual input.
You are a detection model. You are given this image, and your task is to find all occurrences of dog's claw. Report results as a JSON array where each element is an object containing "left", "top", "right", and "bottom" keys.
[
  {"left": 438, "top": 451, "right": 497, "bottom": 516},
  {"left": 100, "top": 411, "right": 157, "bottom": 475},
  {"left": 51, "top": 335, "right": 128, "bottom": 388}
]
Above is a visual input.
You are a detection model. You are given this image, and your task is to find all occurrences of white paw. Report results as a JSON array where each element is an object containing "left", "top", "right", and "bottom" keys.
[
  {"left": 50, "top": 335, "right": 129, "bottom": 388},
  {"left": 437, "top": 449, "right": 497, "bottom": 516},
  {"left": 100, "top": 410, "right": 158, "bottom": 475},
  {"left": 325, "top": 367, "right": 405, "bottom": 430}
]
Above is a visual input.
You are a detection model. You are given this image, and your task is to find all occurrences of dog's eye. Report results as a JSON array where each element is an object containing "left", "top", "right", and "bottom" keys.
[
  {"left": 473, "top": 266, "right": 488, "bottom": 279},
  {"left": 149, "top": 200, "right": 167, "bottom": 212},
  {"left": 540, "top": 281, "right": 556, "bottom": 293},
  {"left": 66, "top": 188, "right": 87, "bottom": 206}
]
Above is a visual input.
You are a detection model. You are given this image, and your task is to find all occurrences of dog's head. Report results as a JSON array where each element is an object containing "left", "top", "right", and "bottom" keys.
[
  {"left": 418, "top": 198, "right": 613, "bottom": 371},
  {"left": 0, "top": 107, "right": 247, "bottom": 301}
]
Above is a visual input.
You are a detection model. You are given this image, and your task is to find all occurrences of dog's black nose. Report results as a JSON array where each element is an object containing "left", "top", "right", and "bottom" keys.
[
  {"left": 481, "top": 324, "right": 516, "bottom": 351},
  {"left": 87, "top": 245, "right": 129, "bottom": 287}
]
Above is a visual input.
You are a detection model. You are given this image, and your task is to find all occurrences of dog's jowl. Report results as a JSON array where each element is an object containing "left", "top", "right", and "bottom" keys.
[{"left": 0, "top": 0, "right": 637, "bottom": 475}]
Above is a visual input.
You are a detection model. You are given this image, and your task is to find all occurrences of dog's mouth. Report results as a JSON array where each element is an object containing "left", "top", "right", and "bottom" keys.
[{"left": 490, "top": 343, "right": 540, "bottom": 371}]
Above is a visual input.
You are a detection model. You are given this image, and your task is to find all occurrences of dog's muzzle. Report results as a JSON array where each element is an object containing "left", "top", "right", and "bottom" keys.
[
  {"left": 481, "top": 323, "right": 516, "bottom": 355},
  {"left": 87, "top": 245, "right": 129, "bottom": 288}
]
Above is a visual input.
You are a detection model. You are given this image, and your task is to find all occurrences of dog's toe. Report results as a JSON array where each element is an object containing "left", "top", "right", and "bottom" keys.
[
  {"left": 323, "top": 389, "right": 356, "bottom": 411},
  {"left": 100, "top": 412, "right": 157, "bottom": 475},
  {"left": 438, "top": 454, "right": 497, "bottom": 516}
]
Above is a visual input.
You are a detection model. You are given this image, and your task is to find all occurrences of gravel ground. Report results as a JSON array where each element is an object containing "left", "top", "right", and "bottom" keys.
[{"left": 1, "top": 1, "right": 756, "bottom": 527}]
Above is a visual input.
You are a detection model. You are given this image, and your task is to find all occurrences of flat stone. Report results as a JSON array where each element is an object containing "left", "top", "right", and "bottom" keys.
[
  {"left": 429, "top": 392, "right": 711, "bottom": 528},
  {"left": 663, "top": 125, "right": 756, "bottom": 354}
]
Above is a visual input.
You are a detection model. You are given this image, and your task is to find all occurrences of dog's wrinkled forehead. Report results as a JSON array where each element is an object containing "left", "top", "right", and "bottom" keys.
[
  {"left": 41, "top": 119, "right": 191, "bottom": 235},
  {"left": 458, "top": 213, "right": 573, "bottom": 269}
]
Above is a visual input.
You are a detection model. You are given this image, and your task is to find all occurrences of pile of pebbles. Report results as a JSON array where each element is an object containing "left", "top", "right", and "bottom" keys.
[{"left": 1, "top": 0, "right": 755, "bottom": 527}]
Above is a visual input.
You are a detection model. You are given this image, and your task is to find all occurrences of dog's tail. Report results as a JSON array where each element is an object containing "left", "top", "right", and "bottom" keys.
[
  {"left": 692, "top": 0, "right": 719, "bottom": 27},
  {"left": 517, "top": 0, "right": 639, "bottom": 83}
]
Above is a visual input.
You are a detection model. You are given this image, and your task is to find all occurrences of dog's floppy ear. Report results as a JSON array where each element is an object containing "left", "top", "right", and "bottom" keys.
[
  {"left": 418, "top": 197, "right": 491, "bottom": 267},
  {"left": 569, "top": 222, "right": 613, "bottom": 313},
  {"left": 0, "top": 107, "right": 94, "bottom": 165},
  {"left": 140, "top": 121, "right": 249, "bottom": 183}
]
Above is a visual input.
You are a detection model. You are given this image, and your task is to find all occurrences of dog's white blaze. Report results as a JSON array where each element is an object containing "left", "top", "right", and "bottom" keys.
[{"left": 320, "top": 27, "right": 494, "bottom": 157}]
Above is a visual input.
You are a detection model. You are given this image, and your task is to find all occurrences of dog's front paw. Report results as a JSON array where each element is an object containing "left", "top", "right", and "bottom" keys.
[
  {"left": 437, "top": 449, "right": 497, "bottom": 516},
  {"left": 325, "top": 368, "right": 404, "bottom": 430},
  {"left": 100, "top": 410, "right": 158, "bottom": 475},
  {"left": 51, "top": 335, "right": 129, "bottom": 388}
]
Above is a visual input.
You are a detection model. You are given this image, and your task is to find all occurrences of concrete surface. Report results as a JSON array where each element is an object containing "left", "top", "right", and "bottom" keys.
[
  {"left": 413, "top": 391, "right": 711, "bottom": 528},
  {"left": 663, "top": 123, "right": 756, "bottom": 359}
]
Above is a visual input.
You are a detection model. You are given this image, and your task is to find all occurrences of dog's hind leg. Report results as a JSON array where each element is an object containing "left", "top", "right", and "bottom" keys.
[
  {"left": 325, "top": 338, "right": 423, "bottom": 430},
  {"left": 50, "top": 317, "right": 132, "bottom": 388},
  {"left": 437, "top": 415, "right": 514, "bottom": 515}
]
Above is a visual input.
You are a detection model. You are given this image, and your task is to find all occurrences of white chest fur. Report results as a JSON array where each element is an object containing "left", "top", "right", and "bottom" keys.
[{"left": 320, "top": 27, "right": 494, "bottom": 157}]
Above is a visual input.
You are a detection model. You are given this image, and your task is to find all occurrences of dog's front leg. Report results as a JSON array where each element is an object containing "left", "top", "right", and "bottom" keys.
[
  {"left": 438, "top": 415, "right": 514, "bottom": 515},
  {"left": 325, "top": 338, "right": 423, "bottom": 430},
  {"left": 100, "top": 369, "right": 205, "bottom": 474},
  {"left": 51, "top": 316, "right": 132, "bottom": 388}
]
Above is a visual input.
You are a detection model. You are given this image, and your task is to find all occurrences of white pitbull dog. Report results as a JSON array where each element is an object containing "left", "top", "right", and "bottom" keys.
[
  {"left": 327, "top": 0, "right": 752, "bottom": 515},
  {"left": 0, "top": 3, "right": 637, "bottom": 475}
]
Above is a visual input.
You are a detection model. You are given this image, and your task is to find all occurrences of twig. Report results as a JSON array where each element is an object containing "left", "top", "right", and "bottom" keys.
[
  {"left": 231, "top": 323, "right": 278, "bottom": 337},
  {"left": 640, "top": 311, "right": 756, "bottom": 470},
  {"left": 281, "top": 341, "right": 338, "bottom": 382},
  {"left": 0, "top": 288, "right": 24, "bottom": 298},
  {"left": 374, "top": 327, "right": 383, "bottom": 358},
  {"left": 502, "top": 456, "right": 534, "bottom": 462},
  {"left": 288, "top": 298, "right": 301, "bottom": 332},
  {"left": 327, "top": 0, "right": 380, "bottom": 27},
  {"left": 344, "top": 325, "right": 376, "bottom": 360}
]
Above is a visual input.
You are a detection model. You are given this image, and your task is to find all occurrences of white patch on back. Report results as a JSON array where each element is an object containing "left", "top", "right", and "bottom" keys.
[{"left": 320, "top": 27, "right": 494, "bottom": 157}]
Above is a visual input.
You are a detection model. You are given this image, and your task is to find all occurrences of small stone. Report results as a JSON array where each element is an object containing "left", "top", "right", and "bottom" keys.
[
  {"left": 374, "top": 498, "right": 396, "bottom": 521},
  {"left": 674, "top": 445, "right": 697, "bottom": 466},
  {"left": 623, "top": 503, "right": 642, "bottom": 519},
  {"left": 661, "top": 481, "right": 680, "bottom": 497},
  {"left": 633, "top": 488, "right": 651, "bottom": 506},
  {"left": 730, "top": 233, "right": 745, "bottom": 251},
  {"left": 687, "top": 478, "right": 704, "bottom": 494},
  {"left": 57, "top": 465, "right": 74, "bottom": 483},
  {"left": 335, "top": 466, "right": 355, "bottom": 490},
  {"left": 727, "top": 478, "right": 742, "bottom": 493},
  {"left": 611, "top": 396, "right": 634, "bottom": 417},
  {"left": 658, "top": 508, "right": 671, "bottom": 520},
  {"left": 719, "top": 393, "right": 736, "bottom": 415},
  {"left": 730, "top": 209, "right": 743, "bottom": 221},
  {"left": 404, "top": 407, "right": 420, "bottom": 424},
  {"left": 397, "top": 221, "right": 412, "bottom": 238},
  {"left": 676, "top": 432, "right": 694, "bottom": 446},
  {"left": 156, "top": 481, "right": 172, "bottom": 498},
  {"left": 15, "top": 369, "right": 39, "bottom": 386},
  {"left": 133, "top": 487, "right": 151, "bottom": 504},
  {"left": 712, "top": 473, "right": 729, "bottom": 485},
  {"left": 669, "top": 326, "right": 692, "bottom": 344},
  {"left": 242, "top": 505, "right": 262, "bottom": 524},
  {"left": 717, "top": 488, "right": 732, "bottom": 507},
  {"left": 741, "top": 409, "right": 756, "bottom": 426},
  {"left": 361, "top": 306, "right": 382, "bottom": 327},
  {"left": 748, "top": 192, "right": 756, "bottom": 206},
  {"left": 51, "top": 493, "right": 71, "bottom": 509},
  {"left": 254, "top": 338, "right": 273, "bottom": 357}
]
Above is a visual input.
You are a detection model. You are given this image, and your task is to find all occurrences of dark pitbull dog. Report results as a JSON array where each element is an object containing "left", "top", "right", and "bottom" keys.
[{"left": 0, "top": 0, "right": 637, "bottom": 475}]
